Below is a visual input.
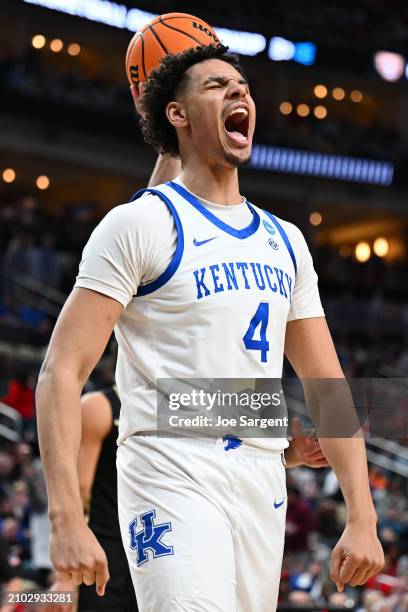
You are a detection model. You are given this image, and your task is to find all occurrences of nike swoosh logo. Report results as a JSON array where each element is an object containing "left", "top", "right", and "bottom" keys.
[
  {"left": 274, "top": 499, "right": 285, "bottom": 509},
  {"left": 193, "top": 237, "right": 217, "bottom": 247}
]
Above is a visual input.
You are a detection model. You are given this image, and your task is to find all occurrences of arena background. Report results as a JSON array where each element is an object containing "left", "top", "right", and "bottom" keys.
[{"left": 0, "top": 0, "right": 407, "bottom": 610}]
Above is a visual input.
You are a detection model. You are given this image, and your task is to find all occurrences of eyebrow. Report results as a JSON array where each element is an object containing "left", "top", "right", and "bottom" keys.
[{"left": 203, "top": 75, "right": 249, "bottom": 87}]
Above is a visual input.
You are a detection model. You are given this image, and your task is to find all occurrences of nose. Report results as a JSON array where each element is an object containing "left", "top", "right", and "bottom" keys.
[{"left": 227, "top": 80, "right": 247, "bottom": 100}]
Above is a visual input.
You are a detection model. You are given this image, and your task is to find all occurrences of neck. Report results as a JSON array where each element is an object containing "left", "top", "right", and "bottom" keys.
[{"left": 179, "top": 152, "right": 242, "bottom": 205}]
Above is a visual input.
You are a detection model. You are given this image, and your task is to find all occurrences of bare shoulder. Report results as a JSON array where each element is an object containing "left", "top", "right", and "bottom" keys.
[{"left": 80, "top": 391, "right": 112, "bottom": 440}]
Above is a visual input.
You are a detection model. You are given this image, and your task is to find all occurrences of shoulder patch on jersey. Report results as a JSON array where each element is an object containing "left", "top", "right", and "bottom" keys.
[{"left": 263, "top": 220, "right": 276, "bottom": 235}]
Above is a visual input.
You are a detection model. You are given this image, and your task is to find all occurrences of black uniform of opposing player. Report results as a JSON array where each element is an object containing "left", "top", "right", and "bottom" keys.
[{"left": 77, "top": 387, "right": 137, "bottom": 612}]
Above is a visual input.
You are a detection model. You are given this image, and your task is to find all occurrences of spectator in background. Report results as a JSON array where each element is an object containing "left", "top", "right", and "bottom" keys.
[
  {"left": 288, "top": 560, "right": 323, "bottom": 602},
  {"left": 1, "top": 370, "right": 35, "bottom": 440},
  {"left": 33, "top": 235, "right": 60, "bottom": 289},
  {"left": 22, "top": 456, "right": 53, "bottom": 587},
  {"left": 285, "top": 484, "right": 317, "bottom": 555},
  {"left": 328, "top": 591, "right": 356, "bottom": 607},
  {"left": 287, "top": 589, "right": 315, "bottom": 608}
]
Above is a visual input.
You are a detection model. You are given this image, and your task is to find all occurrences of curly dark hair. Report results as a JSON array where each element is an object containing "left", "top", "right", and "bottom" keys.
[{"left": 139, "top": 44, "right": 245, "bottom": 156}]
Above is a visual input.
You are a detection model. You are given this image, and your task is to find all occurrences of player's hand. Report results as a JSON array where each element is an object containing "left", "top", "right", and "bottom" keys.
[
  {"left": 50, "top": 520, "right": 110, "bottom": 597},
  {"left": 289, "top": 417, "right": 329, "bottom": 468},
  {"left": 330, "top": 522, "right": 384, "bottom": 592}
]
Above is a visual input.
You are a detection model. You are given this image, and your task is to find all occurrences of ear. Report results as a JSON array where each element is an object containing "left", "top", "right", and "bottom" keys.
[{"left": 166, "top": 101, "right": 189, "bottom": 129}]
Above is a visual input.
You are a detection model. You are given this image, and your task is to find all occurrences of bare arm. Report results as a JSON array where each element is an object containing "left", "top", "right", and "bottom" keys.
[
  {"left": 147, "top": 154, "right": 181, "bottom": 187},
  {"left": 285, "top": 317, "right": 384, "bottom": 588},
  {"left": 36, "top": 287, "right": 123, "bottom": 593}
]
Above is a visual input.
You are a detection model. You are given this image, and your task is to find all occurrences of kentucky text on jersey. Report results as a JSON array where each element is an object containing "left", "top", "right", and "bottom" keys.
[{"left": 193, "top": 261, "right": 293, "bottom": 300}]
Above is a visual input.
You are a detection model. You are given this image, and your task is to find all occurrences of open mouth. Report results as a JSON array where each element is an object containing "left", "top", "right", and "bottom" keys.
[{"left": 224, "top": 107, "right": 250, "bottom": 145}]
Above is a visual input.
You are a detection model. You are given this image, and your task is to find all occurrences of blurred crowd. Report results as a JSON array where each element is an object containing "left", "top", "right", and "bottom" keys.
[
  {"left": 0, "top": 423, "right": 406, "bottom": 610},
  {"left": 278, "top": 465, "right": 408, "bottom": 610},
  {"left": 0, "top": 46, "right": 129, "bottom": 116},
  {"left": 1, "top": 42, "right": 406, "bottom": 166}
]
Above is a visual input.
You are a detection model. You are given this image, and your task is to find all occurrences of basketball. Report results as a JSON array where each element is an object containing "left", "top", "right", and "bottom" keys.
[{"left": 125, "top": 13, "right": 221, "bottom": 88}]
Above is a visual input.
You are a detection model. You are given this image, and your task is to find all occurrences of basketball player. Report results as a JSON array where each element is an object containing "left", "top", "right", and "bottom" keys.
[{"left": 36, "top": 43, "right": 384, "bottom": 611}]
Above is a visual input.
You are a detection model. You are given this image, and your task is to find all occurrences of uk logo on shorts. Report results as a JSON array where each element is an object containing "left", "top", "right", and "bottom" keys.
[{"left": 129, "top": 509, "right": 174, "bottom": 566}]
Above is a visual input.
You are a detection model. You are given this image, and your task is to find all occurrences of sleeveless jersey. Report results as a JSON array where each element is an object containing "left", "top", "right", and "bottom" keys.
[
  {"left": 88, "top": 386, "right": 122, "bottom": 539},
  {"left": 115, "top": 181, "right": 298, "bottom": 451}
]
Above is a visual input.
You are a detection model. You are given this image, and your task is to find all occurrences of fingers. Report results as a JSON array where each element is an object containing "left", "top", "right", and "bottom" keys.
[
  {"left": 95, "top": 559, "right": 110, "bottom": 597},
  {"left": 69, "top": 569, "right": 84, "bottom": 586},
  {"left": 82, "top": 569, "right": 97, "bottom": 586},
  {"left": 348, "top": 563, "right": 376, "bottom": 587},
  {"left": 339, "top": 552, "right": 360, "bottom": 585},
  {"left": 347, "top": 550, "right": 385, "bottom": 587},
  {"left": 56, "top": 570, "right": 72, "bottom": 583},
  {"left": 330, "top": 546, "right": 345, "bottom": 592},
  {"left": 55, "top": 558, "right": 109, "bottom": 595},
  {"left": 302, "top": 442, "right": 329, "bottom": 467}
]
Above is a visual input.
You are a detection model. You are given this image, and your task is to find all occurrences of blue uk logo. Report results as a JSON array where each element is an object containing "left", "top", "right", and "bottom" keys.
[
  {"left": 223, "top": 435, "right": 243, "bottom": 451},
  {"left": 128, "top": 510, "right": 174, "bottom": 566}
]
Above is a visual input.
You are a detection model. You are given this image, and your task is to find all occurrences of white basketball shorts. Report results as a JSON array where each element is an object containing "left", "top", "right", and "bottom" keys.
[{"left": 117, "top": 435, "right": 287, "bottom": 612}]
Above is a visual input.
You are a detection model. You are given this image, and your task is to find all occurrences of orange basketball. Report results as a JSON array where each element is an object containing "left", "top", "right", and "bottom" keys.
[{"left": 125, "top": 13, "right": 221, "bottom": 88}]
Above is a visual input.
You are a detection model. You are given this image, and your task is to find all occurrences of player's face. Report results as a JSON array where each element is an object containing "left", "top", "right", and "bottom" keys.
[{"left": 179, "top": 58, "right": 256, "bottom": 168}]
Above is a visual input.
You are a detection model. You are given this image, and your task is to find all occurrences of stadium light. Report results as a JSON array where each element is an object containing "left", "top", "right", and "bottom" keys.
[
  {"left": 355, "top": 242, "right": 371, "bottom": 263},
  {"left": 309, "top": 212, "right": 322, "bottom": 226},
  {"left": 332, "top": 87, "right": 345, "bottom": 100},
  {"left": 249, "top": 145, "right": 394, "bottom": 186},
  {"left": 314, "top": 84, "right": 327, "bottom": 98},
  {"left": 268, "top": 36, "right": 316, "bottom": 65},
  {"left": 2, "top": 169, "right": 16, "bottom": 183},
  {"left": 279, "top": 101, "right": 292, "bottom": 115},
  {"left": 36, "top": 175, "right": 50, "bottom": 190},
  {"left": 350, "top": 90, "right": 363, "bottom": 102},
  {"left": 22, "top": 0, "right": 266, "bottom": 56},
  {"left": 374, "top": 51, "right": 405, "bottom": 82},
  {"left": 32, "top": 34, "right": 46, "bottom": 49},
  {"left": 268, "top": 37, "right": 295, "bottom": 61},
  {"left": 50, "top": 38, "right": 63, "bottom": 52},
  {"left": 314, "top": 105, "right": 327, "bottom": 119},
  {"left": 373, "top": 237, "right": 389, "bottom": 257},
  {"left": 293, "top": 42, "right": 316, "bottom": 66},
  {"left": 296, "top": 104, "right": 310, "bottom": 117},
  {"left": 68, "top": 43, "right": 81, "bottom": 56}
]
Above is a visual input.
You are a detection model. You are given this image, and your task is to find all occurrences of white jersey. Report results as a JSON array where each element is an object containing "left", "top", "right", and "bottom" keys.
[{"left": 75, "top": 179, "right": 324, "bottom": 450}]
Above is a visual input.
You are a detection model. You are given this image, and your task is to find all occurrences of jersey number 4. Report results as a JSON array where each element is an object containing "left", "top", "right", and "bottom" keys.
[{"left": 243, "top": 302, "right": 270, "bottom": 363}]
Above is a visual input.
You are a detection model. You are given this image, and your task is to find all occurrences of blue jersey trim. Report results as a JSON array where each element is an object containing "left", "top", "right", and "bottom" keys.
[
  {"left": 167, "top": 181, "right": 260, "bottom": 239},
  {"left": 263, "top": 210, "right": 297, "bottom": 276},
  {"left": 129, "top": 188, "right": 184, "bottom": 297}
]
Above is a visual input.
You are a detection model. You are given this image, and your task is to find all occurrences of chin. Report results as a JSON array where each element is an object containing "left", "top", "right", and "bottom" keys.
[{"left": 223, "top": 149, "right": 252, "bottom": 168}]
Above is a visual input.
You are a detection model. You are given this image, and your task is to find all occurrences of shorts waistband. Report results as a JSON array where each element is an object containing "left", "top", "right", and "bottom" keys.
[{"left": 133, "top": 431, "right": 286, "bottom": 459}]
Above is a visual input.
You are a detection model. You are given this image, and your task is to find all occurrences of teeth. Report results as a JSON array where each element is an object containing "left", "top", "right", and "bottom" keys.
[{"left": 227, "top": 107, "right": 248, "bottom": 119}]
